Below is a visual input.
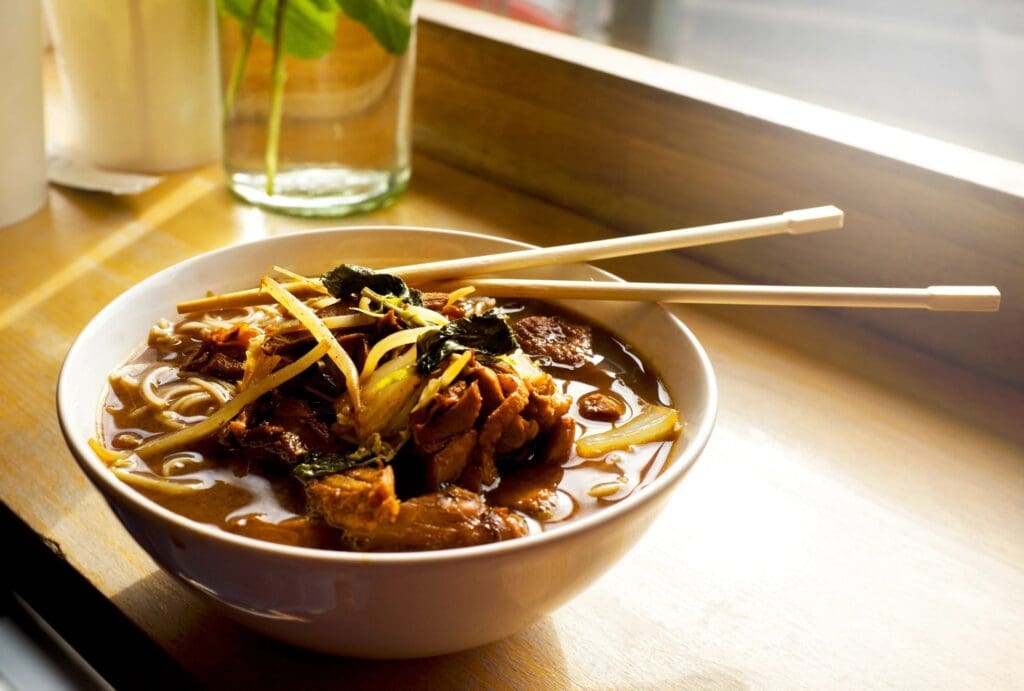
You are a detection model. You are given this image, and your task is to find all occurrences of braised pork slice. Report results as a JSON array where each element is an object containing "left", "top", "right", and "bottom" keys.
[
  {"left": 413, "top": 381, "right": 483, "bottom": 450},
  {"left": 521, "top": 365, "right": 573, "bottom": 430},
  {"left": 411, "top": 355, "right": 575, "bottom": 491},
  {"left": 411, "top": 380, "right": 483, "bottom": 487},
  {"left": 262, "top": 331, "right": 370, "bottom": 370},
  {"left": 306, "top": 466, "right": 401, "bottom": 529},
  {"left": 307, "top": 466, "right": 528, "bottom": 551},
  {"left": 460, "top": 371, "right": 530, "bottom": 489},
  {"left": 180, "top": 341, "right": 245, "bottom": 380},
  {"left": 538, "top": 416, "right": 576, "bottom": 465},
  {"left": 223, "top": 390, "right": 334, "bottom": 464},
  {"left": 512, "top": 315, "right": 592, "bottom": 368}
]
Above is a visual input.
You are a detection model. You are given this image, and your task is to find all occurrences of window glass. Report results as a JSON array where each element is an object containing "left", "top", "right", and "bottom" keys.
[{"left": 448, "top": 0, "right": 1024, "bottom": 163}]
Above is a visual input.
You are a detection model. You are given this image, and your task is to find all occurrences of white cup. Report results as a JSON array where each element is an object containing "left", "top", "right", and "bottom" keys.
[
  {"left": 0, "top": 0, "right": 48, "bottom": 228},
  {"left": 44, "top": 0, "right": 221, "bottom": 174}
]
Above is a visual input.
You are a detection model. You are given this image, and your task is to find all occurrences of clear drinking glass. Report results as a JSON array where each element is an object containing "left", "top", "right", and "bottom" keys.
[{"left": 219, "top": 11, "right": 414, "bottom": 217}]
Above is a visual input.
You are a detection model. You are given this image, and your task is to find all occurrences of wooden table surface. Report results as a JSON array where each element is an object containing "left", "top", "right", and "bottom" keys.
[{"left": 3, "top": 62, "right": 1024, "bottom": 690}]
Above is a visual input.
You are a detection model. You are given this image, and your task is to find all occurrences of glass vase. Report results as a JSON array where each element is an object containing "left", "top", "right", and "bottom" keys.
[{"left": 219, "top": 10, "right": 414, "bottom": 217}]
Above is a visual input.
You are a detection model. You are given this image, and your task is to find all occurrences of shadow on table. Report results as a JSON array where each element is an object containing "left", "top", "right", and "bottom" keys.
[{"left": 113, "top": 570, "right": 570, "bottom": 690}]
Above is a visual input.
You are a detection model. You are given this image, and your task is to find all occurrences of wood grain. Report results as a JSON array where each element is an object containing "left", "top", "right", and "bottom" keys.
[
  {"left": 1, "top": 47, "right": 1022, "bottom": 689},
  {"left": 3, "top": 152, "right": 1023, "bottom": 689}
]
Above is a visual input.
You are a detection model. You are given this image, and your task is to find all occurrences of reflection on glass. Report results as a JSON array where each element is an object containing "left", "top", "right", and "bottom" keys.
[{"left": 449, "top": 0, "right": 1024, "bottom": 163}]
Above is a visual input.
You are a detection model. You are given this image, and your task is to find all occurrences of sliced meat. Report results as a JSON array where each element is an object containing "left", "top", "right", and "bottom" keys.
[
  {"left": 225, "top": 416, "right": 308, "bottom": 462},
  {"left": 495, "top": 416, "right": 540, "bottom": 455},
  {"left": 512, "top": 315, "right": 592, "bottom": 368},
  {"left": 306, "top": 466, "right": 528, "bottom": 551},
  {"left": 223, "top": 390, "right": 334, "bottom": 464},
  {"left": 316, "top": 302, "right": 354, "bottom": 318},
  {"left": 411, "top": 381, "right": 484, "bottom": 490},
  {"left": 474, "top": 363, "right": 506, "bottom": 415},
  {"left": 459, "top": 373, "right": 529, "bottom": 490},
  {"left": 409, "top": 356, "right": 578, "bottom": 491},
  {"left": 424, "top": 429, "right": 478, "bottom": 490},
  {"left": 538, "top": 416, "right": 575, "bottom": 465},
  {"left": 578, "top": 391, "right": 626, "bottom": 422},
  {"left": 306, "top": 466, "right": 402, "bottom": 530},
  {"left": 263, "top": 331, "right": 369, "bottom": 370},
  {"left": 433, "top": 382, "right": 483, "bottom": 439},
  {"left": 261, "top": 331, "right": 311, "bottom": 357},
  {"left": 523, "top": 370, "right": 573, "bottom": 430},
  {"left": 372, "top": 488, "right": 528, "bottom": 551},
  {"left": 180, "top": 341, "right": 246, "bottom": 381},
  {"left": 411, "top": 381, "right": 483, "bottom": 452},
  {"left": 374, "top": 310, "right": 403, "bottom": 337}
]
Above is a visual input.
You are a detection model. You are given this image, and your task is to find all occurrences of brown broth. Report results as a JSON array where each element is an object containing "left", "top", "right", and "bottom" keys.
[{"left": 101, "top": 299, "right": 678, "bottom": 549}]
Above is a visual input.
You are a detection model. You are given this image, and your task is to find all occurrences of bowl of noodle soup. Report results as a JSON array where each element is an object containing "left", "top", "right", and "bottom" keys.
[{"left": 57, "top": 227, "right": 717, "bottom": 657}]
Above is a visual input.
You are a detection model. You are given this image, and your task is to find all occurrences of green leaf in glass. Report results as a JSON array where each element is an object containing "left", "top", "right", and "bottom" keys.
[
  {"left": 219, "top": 0, "right": 338, "bottom": 59},
  {"left": 335, "top": 0, "right": 413, "bottom": 55}
]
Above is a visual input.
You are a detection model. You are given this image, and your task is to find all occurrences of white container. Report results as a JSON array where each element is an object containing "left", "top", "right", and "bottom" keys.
[
  {"left": 0, "top": 0, "right": 47, "bottom": 228},
  {"left": 44, "top": 0, "right": 221, "bottom": 173}
]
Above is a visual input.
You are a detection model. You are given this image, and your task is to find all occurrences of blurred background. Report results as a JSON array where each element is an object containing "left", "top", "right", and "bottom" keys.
[{"left": 450, "top": 0, "right": 1024, "bottom": 163}]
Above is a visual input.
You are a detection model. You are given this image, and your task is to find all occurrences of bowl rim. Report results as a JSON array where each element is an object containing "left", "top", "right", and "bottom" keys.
[{"left": 57, "top": 225, "right": 718, "bottom": 565}]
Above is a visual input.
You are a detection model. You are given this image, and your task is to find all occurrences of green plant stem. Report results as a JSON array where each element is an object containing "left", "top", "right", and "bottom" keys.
[
  {"left": 223, "top": 0, "right": 265, "bottom": 121},
  {"left": 265, "top": 0, "right": 289, "bottom": 195}
]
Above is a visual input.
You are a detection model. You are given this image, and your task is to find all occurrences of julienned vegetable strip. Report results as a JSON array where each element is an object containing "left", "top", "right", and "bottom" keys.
[
  {"left": 176, "top": 279, "right": 322, "bottom": 314},
  {"left": 131, "top": 341, "right": 329, "bottom": 460},
  {"left": 272, "top": 313, "right": 374, "bottom": 335},
  {"left": 112, "top": 467, "right": 206, "bottom": 495},
  {"left": 272, "top": 265, "right": 330, "bottom": 294},
  {"left": 261, "top": 275, "right": 362, "bottom": 411},
  {"left": 88, "top": 437, "right": 124, "bottom": 464},
  {"left": 411, "top": 349, "right": 472, "bottom": 413},
  {"left": 223, "top": 0, "right": 265, "bottom": 120},
  {"left": 575, "top": 404, "right": 680, "bottom": 458},
  {"left": 444, "top": 285, "right": 475, "bottom": 308},
  {"left": 361, "top": 326, "right": 435, "bottom": 380},
  {"left": 265, "top": 0, "right": 289, "bottom": 195}
]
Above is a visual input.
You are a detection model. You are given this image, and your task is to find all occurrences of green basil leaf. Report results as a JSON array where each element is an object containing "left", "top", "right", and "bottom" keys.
[
  {"left": 417, "top": 311, "right": 519, "bottom": 374},
  {"left": 219, "top": 0, "right": 338, "bottom": 60},
  {"left": 336, "top": 0, "right": 414, "bottom": 55},
  {"left": 321, "top": 263, "right": 420, "bottom": 304}
]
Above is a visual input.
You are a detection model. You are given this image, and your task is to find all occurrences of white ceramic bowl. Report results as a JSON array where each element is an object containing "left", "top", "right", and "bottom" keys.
[{"left": 57, "top": 227, "right": 717, "bottom": 658}]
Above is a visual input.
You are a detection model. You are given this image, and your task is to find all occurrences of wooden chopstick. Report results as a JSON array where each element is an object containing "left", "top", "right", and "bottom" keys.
[
  {"left": 440, "top": 278, "right": 1001, "bottom": 312},
  {"left": 388, "top": 206, "right": 843, "bottom": 283},
  {"left": 176, "top": 206, "right": 843, "bottom": 313}
]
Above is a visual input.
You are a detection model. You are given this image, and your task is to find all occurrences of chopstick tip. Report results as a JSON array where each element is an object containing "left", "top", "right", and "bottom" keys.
[
  {"left": 784, "top": 205, "right": 844, "bottom": 233},
  {"left": 927, "top": 286, "right": 1001, "bottom": 312}
]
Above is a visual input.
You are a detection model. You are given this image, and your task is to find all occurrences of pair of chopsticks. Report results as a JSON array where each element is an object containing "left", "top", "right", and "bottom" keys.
[
  {"left": 176, "top": 206, "right": 1000, "bottom": 314},
  {"left": 401, "top": 205, "right": 998, "bottom": 312}
]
